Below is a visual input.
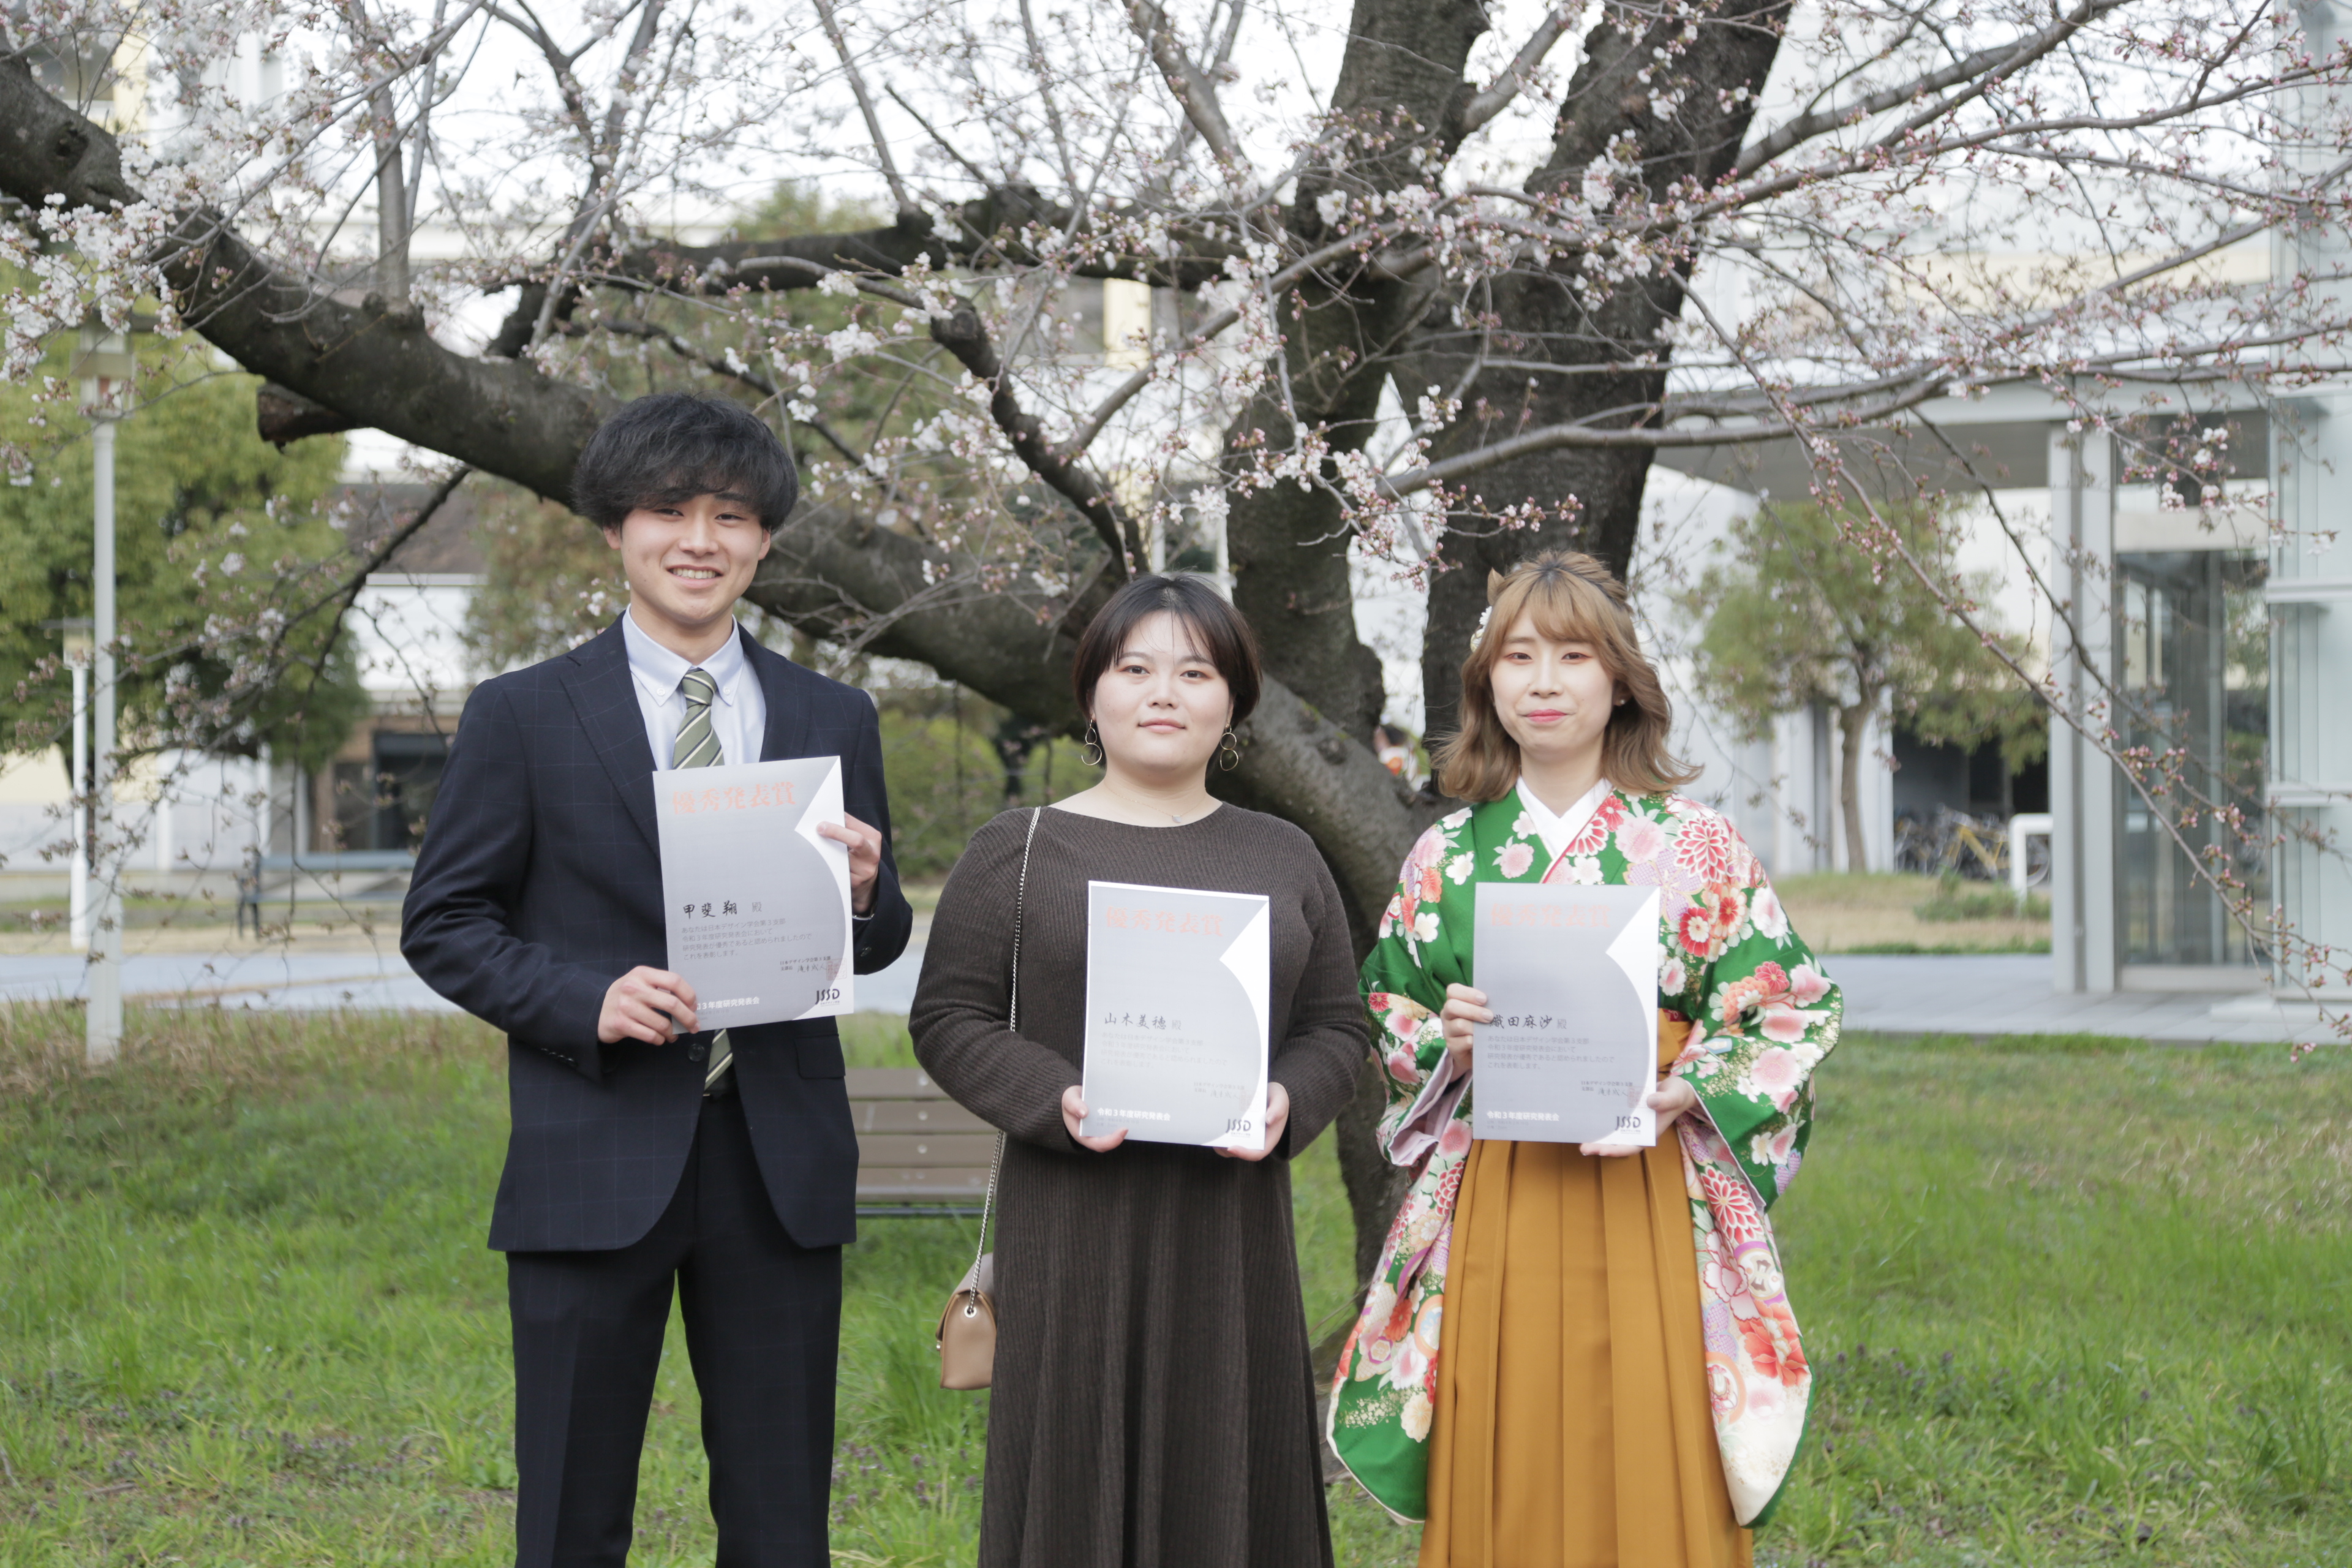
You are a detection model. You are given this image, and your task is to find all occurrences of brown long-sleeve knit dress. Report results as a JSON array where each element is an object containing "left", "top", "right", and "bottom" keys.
[{"left": 910, "top": 804, "right": 1370, "bottom": 1568}]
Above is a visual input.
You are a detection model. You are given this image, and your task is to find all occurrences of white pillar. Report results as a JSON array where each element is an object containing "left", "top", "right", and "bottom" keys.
[
  {"left": 69, "top": 659, "right": 88, "bottom": 951},
  {"left": 1200, "top": 486, "right": 1233, "bottom": 600},
  {"left": 154, "top": 766, "right": 173, "bottom": 874},
  {"left": 2049, "top": 424, "right": 2118, "bottom": 995},
  {"left": 1772, "top": 704, "right": 1831, "bottom": 874},
  {"left": 1864, "top": 695, "right": 1896, "bottom": 877},
  {"left": 293, "top": 763, "right": 310, "bottom": 861},
  {"left": 88, "top": 415, "right": 121, "bottom": 1063},
  {"left": 255, "top": 742, "right": 273, "bottom": 873}
]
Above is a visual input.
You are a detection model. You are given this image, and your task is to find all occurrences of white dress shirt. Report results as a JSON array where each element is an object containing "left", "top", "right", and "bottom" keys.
[
  {"left": 1513, "top": 776, "right": 1612, "bottom": 865},
  {"left": 621, "top": 608, "right": 766, "bottom": 769}
]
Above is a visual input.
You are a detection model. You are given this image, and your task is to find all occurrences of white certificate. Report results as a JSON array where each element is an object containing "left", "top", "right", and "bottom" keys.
[
  {"left": 1471, "top": 883, "right": 1660, "bottom": 1146},
  {"left": 1080, "top": 880, "right": 1272, "bottom": 1150},
  {"left": 654, "top": 755, "right": 853, "bottom": 1028}
]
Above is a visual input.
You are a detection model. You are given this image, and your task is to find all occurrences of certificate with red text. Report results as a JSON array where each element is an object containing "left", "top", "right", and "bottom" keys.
[
  {"left": 1080, "top": 880, "right": 1271, "bottom": 1151},
  {"left": 1470, "top": 883, "right": 1659, "bottom": 1146},
  {"left": 654, "top": 755, "right": 853, "bottom": 1028}
]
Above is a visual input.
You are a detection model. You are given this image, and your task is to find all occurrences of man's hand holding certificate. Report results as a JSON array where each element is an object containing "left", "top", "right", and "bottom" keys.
[
  {"left": 1080, "top": 880, "right": 1272, "bottom": 1151},
  {"left": 654, "top": 755, "right": 855, "bottom": 1027},
  {"left": 1469, "top": 883, "right": 1662, "bottom": 1147}
]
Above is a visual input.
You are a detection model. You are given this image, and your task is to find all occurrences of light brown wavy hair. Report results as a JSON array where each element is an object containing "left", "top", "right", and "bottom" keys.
[{"left": 1434, "top": 550, "right": 1697, "bottom": 803}]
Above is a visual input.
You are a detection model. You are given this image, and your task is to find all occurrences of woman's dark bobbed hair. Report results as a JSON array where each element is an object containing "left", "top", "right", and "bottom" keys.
[
  {"left": 1071, "top": 573, "right": 1264, "bottom": 725},
  {"left": 571, "top": 392, "right": 800, "bottom": 533}
]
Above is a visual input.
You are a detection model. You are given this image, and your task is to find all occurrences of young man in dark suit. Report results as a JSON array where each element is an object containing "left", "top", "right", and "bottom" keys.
[{"left": 402, "top": 393, "right": 913, "bottom": 1567}]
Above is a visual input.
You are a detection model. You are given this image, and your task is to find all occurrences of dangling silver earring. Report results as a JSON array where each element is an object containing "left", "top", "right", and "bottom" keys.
[
  {"left": 1082, "top": 720, "right": 1103, "bottom": 767},
  {"left": 1218, "top": 728, "right": 1242, "bottom": 771}
]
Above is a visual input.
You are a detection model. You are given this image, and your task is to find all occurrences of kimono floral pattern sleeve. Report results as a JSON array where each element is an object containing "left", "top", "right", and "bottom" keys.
[
  {"left": 1363, "top": 810, "right": 1476, "bottom": 1153},
  {"left": 1329, "top": 809, "right": 1479, "bottom": 1523},
  {"left": 1632, "top": 794, "right": 1838, "bottom": 1523},
  {"left": 1644, "top": 795, "right": 1842, "bottom": 1210}
]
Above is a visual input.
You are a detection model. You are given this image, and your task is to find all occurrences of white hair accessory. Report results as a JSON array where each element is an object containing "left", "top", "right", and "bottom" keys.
[{"left": 1466, "top": 604, "right": 1494, "bottom": 654}]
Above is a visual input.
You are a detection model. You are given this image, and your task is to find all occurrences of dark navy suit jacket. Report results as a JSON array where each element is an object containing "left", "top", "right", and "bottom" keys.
[{"left": 401, "top": 619, "right": 913, "bottom": 1253}]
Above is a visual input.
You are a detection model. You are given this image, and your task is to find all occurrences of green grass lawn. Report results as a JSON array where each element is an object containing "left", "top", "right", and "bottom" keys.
[{"left": 0, "top": 1008, "right": 2345, "bottom": 1566}]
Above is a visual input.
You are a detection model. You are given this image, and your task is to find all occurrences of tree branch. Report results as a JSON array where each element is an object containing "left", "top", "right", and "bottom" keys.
[
  {"left": 885, "top": 83, "right": 998, "bottom": 189},
  {"left": 560, "top": 317, "right": 862, "bottom": 464},
  {"left": 0, "top": 55, "right": 608, "bottom": 500},
  {"left": 812, "top": 0, "right": 914, "bottom": 211},
  {"left": 481, "top": 0, "right": 668, "bottom": 355},
  {"left": 1458, "top": 5, "right": 1580, "bottom": 137},
  {"left": 586, "top": 185, "right": 1242, "bottom": 299},
  {"left": 1055, "top": 224, "right": 1442, "bottom": 464},
  {"left": 1126, "top": 0, "right": 1242, "bottom": 169},
  {"left": 922, "top": 301, "right": 1148, "bottom": 572},
  {"left": 1734, "top": 0, "right": 2134, "bottom": 179},
  {"left": 290, "top": 466, "right": 477, "bottom": 686}
]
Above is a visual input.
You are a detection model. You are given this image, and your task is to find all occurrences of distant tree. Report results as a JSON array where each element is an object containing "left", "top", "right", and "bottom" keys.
[
  {"left": 459, "top": 481, "right": 631, "bottom": 674},
  {"left": 0, "top": 344, "right": 364, "bottom": 778},
  {"left": 1684, "top": 503, "right": 2032, "bottom": 871},
  {"left": 1904, "top": 679, "right": 2049, "bottom": 821},
  {"left": 870, "top": 684, "right": 1096, "bottom": 879}
]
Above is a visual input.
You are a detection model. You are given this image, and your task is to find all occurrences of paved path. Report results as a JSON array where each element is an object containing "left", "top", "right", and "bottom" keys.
[
  {"left": 0, "top": 943, "right": 927, "bottom": 1017},
  {"left": 2, "top": 944, "right": 2329, "bottom": 1045},
  {"left": 1827, "top": 953, "right": 2335, "bottom": 1046}
]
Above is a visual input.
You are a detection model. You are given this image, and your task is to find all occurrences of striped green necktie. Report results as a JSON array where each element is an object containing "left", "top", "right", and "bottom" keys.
[{"left": 674, "top": 668, "right": 733, "bottom": 1091}]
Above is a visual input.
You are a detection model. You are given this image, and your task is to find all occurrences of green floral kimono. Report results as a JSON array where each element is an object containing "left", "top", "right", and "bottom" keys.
[{"left": 1326, "top": 787, "right": 1841, "bottom": 1526}]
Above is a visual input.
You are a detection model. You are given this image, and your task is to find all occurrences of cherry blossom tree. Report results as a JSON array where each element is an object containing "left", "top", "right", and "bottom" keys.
[{"left": 7, "top": 0, "right": 2351, "bottom": 1267}]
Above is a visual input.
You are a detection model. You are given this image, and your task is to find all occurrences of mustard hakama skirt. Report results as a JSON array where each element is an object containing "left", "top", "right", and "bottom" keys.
[{"left": 1419, "top": 1032, "right": 1749, "bottom": 1568}]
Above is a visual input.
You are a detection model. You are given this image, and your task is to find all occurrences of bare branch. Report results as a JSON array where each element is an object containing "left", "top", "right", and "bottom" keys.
[
  {"left": 813, "top": 0, "right": 914, "bottom": 211},
  {"left": 1058, "top": 226, "right": 1445, "bottom": 462},
  {"left": 1126, "top": 0, "right": 1242, "bottom": 169},
  {"left": 1019, "top": 0, "right": 1084, "bottom": 194},
  {"left": 924, "top": 301, "right": 1148, "bottom": 573},
  {"left": 1735, "top": 0, "right": 2136, "bottom": 178},
  {"left": 885, "top": 83, "right": 996, "bottom": 188},
  {"left": 296, "top": 467, "right": 477, "bottom": 677},
  {"left": 1724, "top": 50, "right": 2329, "bottom": 217},
  {"left": 1459, "top": 5, "right": 1580, "bottom": 137},
  {"left": 561, "top": 317, "right": 862, "bottom": 464},
  {"left": 480, "top": 0, "right": 669, "bottom": 355}
]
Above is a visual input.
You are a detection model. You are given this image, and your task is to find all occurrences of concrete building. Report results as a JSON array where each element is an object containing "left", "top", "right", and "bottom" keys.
[{"left": 1647, "top": 377, "right": 2323, "bottom": 1004}]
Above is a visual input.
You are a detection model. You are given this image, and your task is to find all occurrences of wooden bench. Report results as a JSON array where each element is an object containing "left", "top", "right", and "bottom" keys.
[{"left": 848, "top": 1067, "right": 995, "bottom": 1216}]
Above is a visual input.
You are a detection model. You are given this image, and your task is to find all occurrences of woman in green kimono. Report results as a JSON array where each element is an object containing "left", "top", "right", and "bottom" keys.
[{"left": 1328, "top": 551, "right": 1841, "bottom": 1567}]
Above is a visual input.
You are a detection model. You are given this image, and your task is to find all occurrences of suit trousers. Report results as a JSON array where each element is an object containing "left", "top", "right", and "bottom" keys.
[{"left": 507, "top": 1091, "right": 842, "bottom": 1568}]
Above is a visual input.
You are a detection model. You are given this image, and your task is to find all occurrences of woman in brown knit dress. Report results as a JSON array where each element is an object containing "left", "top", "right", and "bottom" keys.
[{"left": 910, "top": 573, "right": 1369, "bottom": 1568}]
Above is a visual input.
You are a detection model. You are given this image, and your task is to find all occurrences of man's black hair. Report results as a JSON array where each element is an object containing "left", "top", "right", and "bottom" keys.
[{"left": 570, "top": 393, "right": 800, "bottom": 533}]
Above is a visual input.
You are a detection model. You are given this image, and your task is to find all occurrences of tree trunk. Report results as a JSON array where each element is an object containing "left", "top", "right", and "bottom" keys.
[
  {"left": 1839, "top": 698, "right": 1871, "bottom": 874},
  {"left": 1411, "top": 0, "right": 1792, "bottom": 753}
]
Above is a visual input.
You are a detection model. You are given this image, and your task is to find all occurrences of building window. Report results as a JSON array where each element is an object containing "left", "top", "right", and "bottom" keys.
[
  {"left": 2115, "top": 550, "right": 2269, "bottom": 966},
  {"left": 372, "top": 731, "right": 450, "bottom": 851},
  {"left": 328, "top": 730, "right": 450, "bottom": 852}
]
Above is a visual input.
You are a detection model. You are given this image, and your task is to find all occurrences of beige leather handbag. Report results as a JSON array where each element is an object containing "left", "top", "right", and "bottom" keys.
[
  {"left": 936, "top": 1160, "right": 1001, "bottom": 1390},
  {"left": 935, "top": 807, "right": 1040, "bottom": 1390}
]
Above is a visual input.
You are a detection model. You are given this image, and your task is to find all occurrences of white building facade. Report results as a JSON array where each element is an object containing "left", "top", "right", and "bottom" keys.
[{"left": 1647, "top": 370, "right": 2331, "bottom": 999}]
